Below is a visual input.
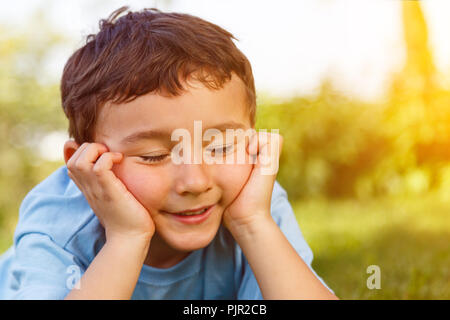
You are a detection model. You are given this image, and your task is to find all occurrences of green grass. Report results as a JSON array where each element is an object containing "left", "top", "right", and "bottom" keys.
[{"left": 293, "top": 194, "right": 450, "bottom": 299}]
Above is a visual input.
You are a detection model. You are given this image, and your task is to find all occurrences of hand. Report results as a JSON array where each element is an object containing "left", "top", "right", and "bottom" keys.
[
  {"left": 222, "top": 131, "right": 283, "bottom": 233},
  {"left": 65, "top": 142, "right": 155, "bottom": 242}
]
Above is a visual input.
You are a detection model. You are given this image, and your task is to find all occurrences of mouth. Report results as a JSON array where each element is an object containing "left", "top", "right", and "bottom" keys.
[
  {"left": 164, "top": 204, "right": 215, "bottom": 216},
  {"left": 162, "top": 204, "right": 216, "bottom": 224}
]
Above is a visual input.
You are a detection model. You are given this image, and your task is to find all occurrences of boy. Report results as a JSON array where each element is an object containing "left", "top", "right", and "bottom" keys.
[{"left": 0, "top": 6, "right": 337, "bottom": 300}]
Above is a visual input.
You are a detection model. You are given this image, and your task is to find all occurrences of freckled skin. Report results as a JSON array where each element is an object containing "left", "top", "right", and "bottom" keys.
[{"left": 94, "top": 73, "right": 254, "bottom": 267}]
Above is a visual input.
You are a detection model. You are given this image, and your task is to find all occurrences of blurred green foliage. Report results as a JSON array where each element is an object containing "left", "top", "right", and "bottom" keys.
[
  {"left": 256, "top": 2, "right": 450, "bottom": 201},
  {"left": 256, "top": 84, "right": 385, "bottom": 199},
  {"left": 0, "top": 18, "right": 68, "bottom": 252}
]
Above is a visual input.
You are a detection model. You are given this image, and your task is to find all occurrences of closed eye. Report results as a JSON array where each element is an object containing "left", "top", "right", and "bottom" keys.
[
  {"left": 139, "top": 145, "right": 234, "bottom": 163},
  {"left": 140, "top": 154, "right": 169, "bottom": 163},
  {"left": 206, "top": 144, "right": 234, "bottom": 155}
]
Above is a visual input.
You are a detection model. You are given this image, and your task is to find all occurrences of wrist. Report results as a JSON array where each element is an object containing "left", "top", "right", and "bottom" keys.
[
  {"left": 67, "top": 229, "right": 152, "bottom": 300},
  {"left": 106, "top": 230, "right": 153, "bottom": 251},
  {"left": 227, "top": 213, "right": 275, "bottom": 241},
  {"left": 105, "top": 234, "right": 152, "bottom": 269}
]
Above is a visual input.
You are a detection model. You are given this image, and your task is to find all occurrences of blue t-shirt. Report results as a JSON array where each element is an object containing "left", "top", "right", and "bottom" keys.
[{"left": 0, "top": 165, "right": 332, "bottom": 299}]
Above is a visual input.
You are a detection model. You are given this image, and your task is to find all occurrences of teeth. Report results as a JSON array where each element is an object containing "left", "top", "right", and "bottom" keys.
[{"left": 176, "top": 208, "right": 208, "bottom": 216}]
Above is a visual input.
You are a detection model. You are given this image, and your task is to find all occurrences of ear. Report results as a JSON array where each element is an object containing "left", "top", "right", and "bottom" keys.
[{"left": 63, "top": 140, "right": 80, "bottom": 165}]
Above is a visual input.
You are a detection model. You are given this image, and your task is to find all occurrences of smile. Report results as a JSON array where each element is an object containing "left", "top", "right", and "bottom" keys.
[
  {"left": 174, "top": 207, "right": 209, "bottom": 216},
  {"left": 165, "top": 204, "right": 214, "bottom": 216},
  {"left": 163, "top": 204, "right": 216, "bottom": 224}
]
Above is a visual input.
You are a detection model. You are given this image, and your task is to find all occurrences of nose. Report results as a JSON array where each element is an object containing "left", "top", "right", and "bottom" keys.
[{"left": 174, "top": 162, "right": 212, "bottom": 195}]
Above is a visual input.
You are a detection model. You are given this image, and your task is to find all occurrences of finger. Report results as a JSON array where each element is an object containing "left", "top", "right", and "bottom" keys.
[
  {"left": 67, "top": 142, "right": 90, "bottom": 170},
  {"left": 246, "top": 131, "right": 259, "bottom": 164},
  {"left": 67, "top": 168, "right": 85, "bottom": 193},
  {"left": 255, "top": 132, "right": 282, "bottom": 175},
  {"left": 247, "top": 130, "right": 259, "bottom": 156},
  {"left": 268, "top": 132, "right": 282, "bottom": 155},
  {"left": 91, "top": 152, "right": 127, "bottom": 195},
  {"left": 74, "top": 143, "right": 109, "bottom": 172},
  {"left": 242, "top": 133, "right": 282, "bottom": 195},
  {"left": 257, "top": 132, "right": 282, "bottom": 156},
  {"left": 92, "top": 152, "right": 123, "bottom": 176}
]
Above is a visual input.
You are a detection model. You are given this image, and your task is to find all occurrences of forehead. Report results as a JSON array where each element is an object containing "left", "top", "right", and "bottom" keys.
[{"left": 94, "top": 73, "right": 250, "bottom": 143}]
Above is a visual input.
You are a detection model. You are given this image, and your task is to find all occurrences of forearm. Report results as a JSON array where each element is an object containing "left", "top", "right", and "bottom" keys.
[
  {"left": 229, "top": 215, "right": 338, "bottom": 300},
  {"left": 65, "top": 235, "right": 151, "bottom": 300}
]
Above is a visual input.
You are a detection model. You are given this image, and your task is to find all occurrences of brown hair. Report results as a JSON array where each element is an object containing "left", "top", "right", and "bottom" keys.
[{"left": 60, "top": 6, "right": 256, "bottom": 144}]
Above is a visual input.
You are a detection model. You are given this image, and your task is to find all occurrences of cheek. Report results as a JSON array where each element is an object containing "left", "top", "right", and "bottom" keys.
[
  {"left": 112, "top": 160, "right": 170, "bottom": 211},
  {"left": 214, "top": 163, "right": 253, "bottom": 205}
]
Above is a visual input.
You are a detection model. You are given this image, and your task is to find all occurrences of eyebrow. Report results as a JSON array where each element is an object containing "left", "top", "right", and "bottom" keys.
[{"left": 120, "top": 121, "right": 248, "bottom": 145}]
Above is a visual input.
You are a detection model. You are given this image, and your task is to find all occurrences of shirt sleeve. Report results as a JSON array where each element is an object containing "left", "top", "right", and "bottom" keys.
[
  {"left": 5, "top": 233, "right": 84, "bottom": 300},
  {"left": 237, "top": 184, "right": 334, "bottom": 299}
]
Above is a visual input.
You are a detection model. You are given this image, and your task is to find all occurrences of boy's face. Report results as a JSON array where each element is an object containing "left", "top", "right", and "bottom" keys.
[{"left": 94, "top": 73, "right": 254, "bottom": 253}]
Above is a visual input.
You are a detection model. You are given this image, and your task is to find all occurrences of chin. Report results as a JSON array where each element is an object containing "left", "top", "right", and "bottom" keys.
[{"left": 163, "top": 227, "right": 220, "bottom": 252}]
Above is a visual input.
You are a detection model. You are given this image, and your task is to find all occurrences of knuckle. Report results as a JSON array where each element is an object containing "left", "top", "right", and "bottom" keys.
[
  {"left": 79, "top": 142, "right": 91, "bottom": 152},
  {"left": 92, "top": 165, "right": 107, "bottom": 178},
  {"left": 92, "top": 165, "right": 103, "bottom": 176},
  {"left": 67, "top": 161, "right": 74, "bottom": 170},
  {"left": 93, "top": 154, "right": 110, "bottom": 172},
  {"left": 91, "top": 191, "right": 100, "bottom": 201},
  {"left": 100, "top": 151, "right": 112, "bottom": 159},
  {"left": 74, "top": 160, "right": 86, "bottom": 171},
  {"left": 84, "top": 142, "right": 96, "bottom": 153},
  {"left": 92, "top": 142, "right": 108, "bottom": 152}
]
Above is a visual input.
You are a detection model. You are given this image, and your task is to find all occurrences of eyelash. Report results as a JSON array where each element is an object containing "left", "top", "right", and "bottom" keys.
[
  {"left": 140, "top": 154, "right": 169, "bottom": 163},
  {"left": 207, "top": 144, "right": 234, "bottom": 155},
  {"left": 139, "top": 145, "right": 234, "bottom": 163}
]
